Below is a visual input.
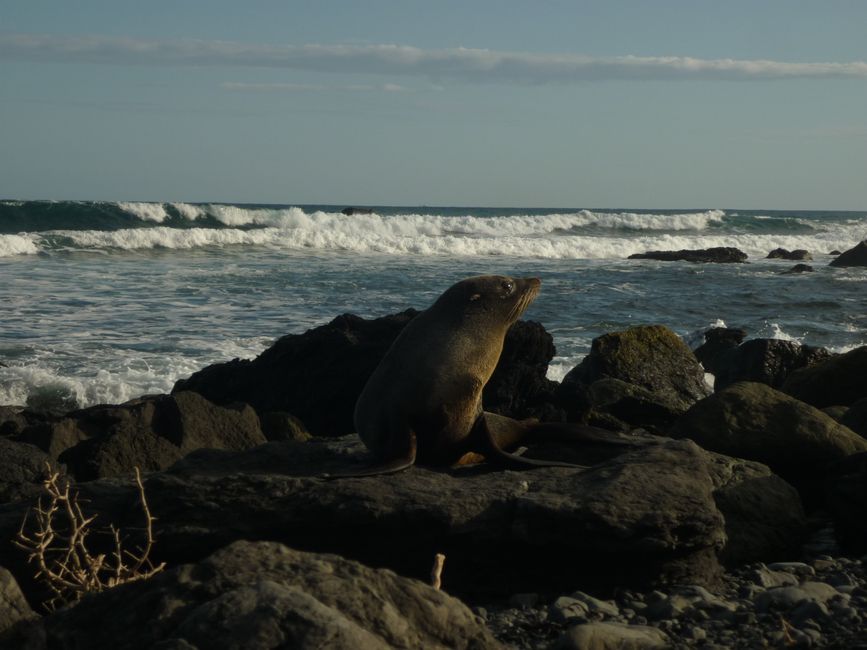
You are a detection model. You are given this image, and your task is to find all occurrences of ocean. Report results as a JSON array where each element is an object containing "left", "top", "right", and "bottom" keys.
[{"left": 1, "top": 200, "right": 865, "bottom": 414}]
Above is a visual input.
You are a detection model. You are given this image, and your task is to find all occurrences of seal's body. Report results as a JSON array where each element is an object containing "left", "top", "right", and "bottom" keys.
[{"left": 352, "top": 275, "right": 579, "bottom": 474}]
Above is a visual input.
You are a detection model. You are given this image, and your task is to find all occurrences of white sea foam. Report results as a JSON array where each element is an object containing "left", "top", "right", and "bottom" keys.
[
  {"left": 171, "top": 202, "right": 207, "bottom": 220},
  {"left": 118, "top": 201, "right": 169, "bottom": 223},
  {"left": 0, "top": 233, "right": 40, "bottom": 256}
]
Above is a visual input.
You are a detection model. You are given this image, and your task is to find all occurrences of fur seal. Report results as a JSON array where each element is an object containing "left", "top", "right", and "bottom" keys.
[{"left": 347, "top": 274, "right": 587, "bottom": 476}]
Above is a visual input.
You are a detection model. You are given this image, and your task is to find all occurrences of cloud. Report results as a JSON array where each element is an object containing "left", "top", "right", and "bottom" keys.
[{"left": 3, "top": 32, "right": 867, "bottom": 83}]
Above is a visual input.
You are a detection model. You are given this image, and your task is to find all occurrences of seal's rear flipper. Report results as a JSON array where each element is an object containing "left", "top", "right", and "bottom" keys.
[
  {"left": 320, "top": 432, "right": 417, "bottom": 479},
  {"left": 476, "top": 415, "right": 588, "bottom": 470}
]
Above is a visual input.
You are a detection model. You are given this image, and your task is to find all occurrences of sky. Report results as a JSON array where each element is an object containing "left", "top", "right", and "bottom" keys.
[{"left": 2, "top": 1, "right": 866, "bottom": 209}]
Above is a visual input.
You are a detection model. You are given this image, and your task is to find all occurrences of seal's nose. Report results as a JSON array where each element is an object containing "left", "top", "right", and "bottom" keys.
[{"left": 526, "top": 277, "right": 541, "bottom": 288}]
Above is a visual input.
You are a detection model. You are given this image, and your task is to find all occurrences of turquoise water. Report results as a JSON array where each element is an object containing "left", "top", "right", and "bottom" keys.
[{"left": 1, "top": 201, "right": 865, "bottom": 412}]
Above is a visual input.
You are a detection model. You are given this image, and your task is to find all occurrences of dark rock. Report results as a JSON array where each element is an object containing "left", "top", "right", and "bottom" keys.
[
  {"left": 829, "top": 241, "right": 867, "bottom": 267},
  {"left": 341, "top": 207, "right": 374, "bottom": 215},
  {"left": 174, "top": 311, "right": 558, "bottom": 436},
  {"left": 260, "top": 411, "right": 311, "bottom": 442},
  {"left": 767, "top": 248, "right": 813, "bottom": 261},
  {"left": 0, "top": 437, "right": 807, "bottom": 607},
  {"left": 783, "top": 263, "right": 814, "bottom": 274},
  {"left": 710, "top": 339, "right": 832, "bottom": 392},
  {"left": 670, "top": 382, "right": 867, "bottom": 488},
  {"left": 693, "top": 327, "right": 747, "bottom": 377},
  {"left": 830, "top": 250, "right": 842, "bottom": 256},
  {"left": 824, "top": 452, "right": 867, "bottom": 553},
  {"left": 707, "top": 453, "right": 806, "bottom": 566},
  {"left": 173, "top": 310, "right": 417, "bottom": 436},
  {"left": 483, "top": 320, "right": 562, "bottom": 421},
  {"left": 16, "top": 392, "right": 265, "bottom": 481},
  {"left": 0, "top": 566, "right": 36, "bottom": 636},
  {"left": 5, "top": 540, "right": 500, "bottom": 650},
  {"left": 558, "top": 325, "right": 711, "bottom": 429},
  {"left": 0, "top": 438, "right": 54, "bottom": 504},
  {"left": 628, "top": 247, "right": 748, "bottom": 263},
  {"left": 782, "top": 346, "right": 867, "bottom": 408},
  {"left": 840, "top": 398, "right": 867, "bottom": 438}
]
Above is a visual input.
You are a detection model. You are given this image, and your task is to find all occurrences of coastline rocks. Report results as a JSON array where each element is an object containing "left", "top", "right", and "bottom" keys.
[
  {"left": 670, "top": 382, "right": 867, "bottom": 486},
  {"left": 709, "top": 338, "right": 832, "bottom": 392},
  {"left": 14, "top": 392, "right": 265, "bottom": 481},
  {"left": 341, "top": 207, "right": 374, "bottom": 215},
  {"left": 823, "top": 452, "right": 867, "bottom": 553},
  {"left": 0, "top": 437, "right": 807, "bottom": 606},
  {"left": 783, "top": 263, "right": 814, "bottom": 274},
  {"left": 0, "top": 566, "right": 36, "bottom": 636},
  {"left": 0, "top": 438, "right": 53, "bottom": 504},
  {"left": 628, "top": 247, "right": 748, "bottom": 263},
  {"left": 767, "top": 248, "right": 812, "bottom": 261},
  {"left": 4, "top": 540, "right": 500, "bottom": 650},
  {"left": 174, "top": 311, "right": 559, "bottom": 435},
  {"left": 558, "top": 325, "right": 710, "bottom": 430},
  {"left": 174, "top": 310, "right": 418, "bottom": 436},
  {"left": 829, "top": 240, "right": 867, "bottom": 267},
  {"left": 693, "top": 327, "right": 747, "bottom": 377},
  {"left": 840, "top": 397, "right": 867, "bottom": 438},
  {"left": 782, "top": 345, "right": 867, "bottom": 408},
  {"left": 483, "top": 320, "right": 563, "bottom": 421}
]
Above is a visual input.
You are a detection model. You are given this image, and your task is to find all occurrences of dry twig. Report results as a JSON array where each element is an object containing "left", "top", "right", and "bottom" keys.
[
  {"left": 430, "top": 552, "right": 446, "bottom": 590},
  {"left": 14, "top": 464, "right": 165, "bottom": 610}
]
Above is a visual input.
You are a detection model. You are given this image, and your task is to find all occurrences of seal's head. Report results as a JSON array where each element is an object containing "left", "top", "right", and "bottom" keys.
[{"left": 432, "top": 275, "right": 541, "bottom": 328}]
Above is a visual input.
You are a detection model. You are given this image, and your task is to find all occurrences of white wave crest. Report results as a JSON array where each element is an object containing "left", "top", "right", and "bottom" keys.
[
  {"left": 118, "top": 201, "right": 169, "bottom": 223},
  {"left": 0, "top": 233, "right": 40, "bottom": 256},
  {"left": 171, "top": 202, "right": 206, "bottom": 220}
]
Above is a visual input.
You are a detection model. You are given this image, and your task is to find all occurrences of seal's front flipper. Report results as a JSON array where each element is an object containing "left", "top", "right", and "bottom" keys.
[
  {"left": 321, "top": 432, "right": 417, "bottom": 479},
  {"left": 475, "top": 415, "right": 588, "bottom": 471}
]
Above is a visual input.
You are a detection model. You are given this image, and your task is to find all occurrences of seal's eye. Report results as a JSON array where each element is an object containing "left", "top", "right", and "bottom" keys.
[{"left": 501, "top": 281, "right": 514, "bottom": 294}]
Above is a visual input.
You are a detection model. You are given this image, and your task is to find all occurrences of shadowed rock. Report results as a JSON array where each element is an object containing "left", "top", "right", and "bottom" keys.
[
  {"left": 782, "top": 346, "right": 867, "bottom": 408},
  {"left": 710, "top": 339, "right": 832, "bottom": 392},
  {"left": 13, "top": 392, "right": 265, "bottom": 481},
  {"left": 694, "top": 327, "right": 747, "bottom": 377},
  {"left": 671, "top": 382, "right": 867, "bottom": 487},
  {"left": 0, "top": 436, "right": 806, "bottom": 608},
  {"left": 829, "top": 240, "right": 867, "bottom": 267},
  {"left": 628, "top": 248, "right": 748, "bottom": 263},
  {"left": 174, "top": 311, "right": 559, "bottom": 435},
  {"left": 3, "top": 540, "right": 501, "bottom": 650}
]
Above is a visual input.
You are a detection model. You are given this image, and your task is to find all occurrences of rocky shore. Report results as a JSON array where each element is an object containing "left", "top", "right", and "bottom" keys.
[{"left": 1, "top": 303, "right": 866, "bottom": 648}]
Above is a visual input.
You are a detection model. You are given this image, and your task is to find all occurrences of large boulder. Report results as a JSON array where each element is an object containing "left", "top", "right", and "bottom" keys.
[
  {"left": 0, "top": 438, "right": 54, "bottom": 504},
  {"left": 558, "top": 325, "right": 711, "bottom": 430},
  {"left": 670, "top": 382, "right": 867, "bottom": 487},
  {"left": 483, "top": 320, "right": 562, "bottom": 421},
  {"left": 823, "top": 452, "right": 867, "bottom": 553},
  {"left": 0, "top": 436, "right": 806, "bottom": 607},
  {"left": 782, "top": 346, "right": 867, "bottom": 408},
  {"left": 710, "top": 339, "right": 832, "bottom": 392},
  {"left": 840, "top": 398, "right": 867, "bottom": 438},
  {"left": 174, "top": 311, "right": 559, "bottom": 436},
  {"left": 4, "top": 540, "right": 500, "bottom": 650},
  {"left": 828, "top": 240, "right": 867, "bottom": 267},
  {"left": 628, "top": 248, "right": 748, "bottom": 263},
  {"left": 693, "top": 327, "right": 747, "bottom": 377},
  {"left": 0, "top": 566, "right": 36, "bottom": 637},
  {"left": 14, "top": 392, "right": 265, "bottom": 481}
]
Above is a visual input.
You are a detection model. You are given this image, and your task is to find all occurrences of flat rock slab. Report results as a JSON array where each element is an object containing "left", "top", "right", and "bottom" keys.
[
  {"left": 1, "top": 436, "right": 805, "bottom": 605},
  {"left": 5, "top": 540, "right": 500, "bottom": 650}
]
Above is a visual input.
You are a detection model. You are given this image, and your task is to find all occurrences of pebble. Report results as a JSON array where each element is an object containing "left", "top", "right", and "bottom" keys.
[{"left": 481, "top": 554, "right": 867, "bottom": 650}]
